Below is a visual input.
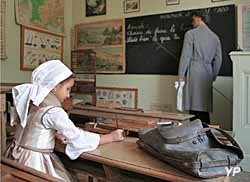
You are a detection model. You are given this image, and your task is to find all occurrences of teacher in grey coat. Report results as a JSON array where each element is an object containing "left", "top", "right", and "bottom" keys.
[{"left": 178, "top": 13, "right": 222, "bottom": 124}]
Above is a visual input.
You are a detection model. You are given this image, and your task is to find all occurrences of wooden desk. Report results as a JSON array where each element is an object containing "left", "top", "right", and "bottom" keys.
[
  {"left": 72, "top": 105, "right": 193, "bottom": 122},
  {"left": 1, "top": 158, "right": 59, "bottom": 182},
  {"left": 71, "top": 105, "right": 194, "bottom": 133},
  {"left": 55, "top": 137, "right": 250, "bottom": 182}
]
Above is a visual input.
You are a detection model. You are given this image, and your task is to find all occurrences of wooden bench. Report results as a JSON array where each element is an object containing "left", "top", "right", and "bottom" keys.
[{"left": 1, "top": 158, "right": 60, "bottom": 182}]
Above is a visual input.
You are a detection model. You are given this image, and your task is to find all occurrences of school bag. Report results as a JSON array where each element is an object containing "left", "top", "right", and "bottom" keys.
[{"left": 137, "top": 119, "right": 244, "bottom": 178}]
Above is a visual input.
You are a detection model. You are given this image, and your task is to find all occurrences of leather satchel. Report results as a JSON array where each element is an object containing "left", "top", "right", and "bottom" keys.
[{"left": 137, "top": 119, "right": 244, "bottom": 178}]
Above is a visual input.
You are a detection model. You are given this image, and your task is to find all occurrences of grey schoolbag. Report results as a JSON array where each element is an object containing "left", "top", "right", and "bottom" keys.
[{"left": 137, "top": 119, "right": 244, "bottom": 178}]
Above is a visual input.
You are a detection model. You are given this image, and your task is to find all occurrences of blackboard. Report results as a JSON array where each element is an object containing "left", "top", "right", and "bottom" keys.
[{"left": 125, "top": 5, "right": 236, "bottom": 75}]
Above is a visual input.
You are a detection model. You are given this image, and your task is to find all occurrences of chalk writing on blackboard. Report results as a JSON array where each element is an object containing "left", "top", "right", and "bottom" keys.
[{"left": 126, "top": 24, "right": 182, "bottom": 43}]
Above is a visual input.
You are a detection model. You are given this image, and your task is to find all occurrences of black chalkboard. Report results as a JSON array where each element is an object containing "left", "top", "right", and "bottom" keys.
[{"left": 125, "top": 5, "right": 236, "bottom": 75}]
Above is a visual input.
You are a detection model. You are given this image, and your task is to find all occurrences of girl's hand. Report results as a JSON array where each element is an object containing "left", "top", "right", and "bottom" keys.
[
  {"left": 99, "top": 129, "right": 125, "bottom": 145},
  {"left": 110, "top": 129, "right": 125, "bottom": 142}
]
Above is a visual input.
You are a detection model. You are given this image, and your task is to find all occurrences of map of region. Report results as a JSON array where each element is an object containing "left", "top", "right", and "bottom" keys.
[{"left": 15, "top": 0, "right": 64, "bottom": 34}]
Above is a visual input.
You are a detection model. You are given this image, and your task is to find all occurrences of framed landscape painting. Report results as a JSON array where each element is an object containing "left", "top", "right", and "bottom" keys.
[
  {"left": 74, "top": 19, "right": 123, "bottom": 49},
  {"left": 71, "top": 46, "right": 125, "bottom": 73}
]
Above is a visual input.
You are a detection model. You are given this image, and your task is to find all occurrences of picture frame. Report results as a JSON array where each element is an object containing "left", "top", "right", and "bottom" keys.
[
  {"left": 166, "top": 0, "right": 180, "bottom": 6},
  {"left": 124, "top": 0, "right": 140, "bottom": 13},
  {"left": 72, "top": 19, "right": 125, "bottom": 74},
  {"left": 20, "top": 26, "right": 64, "bottom": 71},
  {"left": 71, "top": 93, "right": 95, "bottom": 106},
  {"left": 86, "top": 0, "right": 106, "bottom": 17},
  {"left": 96, "top": 87, "right": 138, "bottom": 109},
  {"left": 71, "top": 46, "right": 125, "bottom": 74},
  {"left": 73, "top": 19, "right": 124, "bottom": 49}
]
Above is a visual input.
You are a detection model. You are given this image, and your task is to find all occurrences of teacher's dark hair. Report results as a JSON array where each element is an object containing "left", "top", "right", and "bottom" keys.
[{"left": 192, "top": 11, "right": 206, "bottom": 22}]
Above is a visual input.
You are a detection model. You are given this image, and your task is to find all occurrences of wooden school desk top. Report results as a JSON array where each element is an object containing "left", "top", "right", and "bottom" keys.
[
  {"left": 55, "top": 137, "right": 250, "bottom": 182},
  {"left": 71, "top": 105, "right": 194, "bottom": 121}
]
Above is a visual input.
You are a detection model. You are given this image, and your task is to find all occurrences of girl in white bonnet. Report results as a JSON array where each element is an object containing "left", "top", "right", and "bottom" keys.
[{"left": 5, "top": 60, "right": 124, "bottom": 181}]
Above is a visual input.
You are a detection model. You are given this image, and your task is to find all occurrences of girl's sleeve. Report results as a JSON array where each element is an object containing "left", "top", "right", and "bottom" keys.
[{"left": 42, "top": 107, "right": 100, "bottom": 160}]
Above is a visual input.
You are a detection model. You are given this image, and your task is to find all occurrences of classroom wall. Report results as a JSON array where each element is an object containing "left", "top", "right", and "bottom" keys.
[
  {"left": 0, "top": 0, "right": 72, "bottom": 83},
  {"left": 73, "top": 0, "right": 249, "bottom": 130}
]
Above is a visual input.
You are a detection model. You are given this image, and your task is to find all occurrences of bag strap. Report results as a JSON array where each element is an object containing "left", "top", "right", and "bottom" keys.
[
  {"left": 210, "top": 128, "right": 244, "bottom": 159},
  {"left": 162, "top": 128, "right": 210, "bottom": 144}
]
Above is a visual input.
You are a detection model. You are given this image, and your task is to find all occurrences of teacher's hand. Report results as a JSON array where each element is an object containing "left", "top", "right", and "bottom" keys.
[{"left": 178, "top": 76, "right": 186, "bottom": 81}]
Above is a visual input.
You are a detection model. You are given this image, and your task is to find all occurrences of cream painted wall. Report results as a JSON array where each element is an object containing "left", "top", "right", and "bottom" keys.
[
  {"left": 73, "top": 0, "right": 249, "bottom": 130},
  {"left": 0, "top": 0, "right": 72, "bottom": 83}
]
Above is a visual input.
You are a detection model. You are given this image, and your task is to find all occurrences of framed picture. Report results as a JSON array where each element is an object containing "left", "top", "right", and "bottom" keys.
[
  {"left": 71, "top": 93, "right": 95, "bottom": 106},
  {"left": 86, "top": 0, "right": 106, "bottom": 17},
  {"left": 21, "top": 26, "right": 64, "bottom": 71},
  {"left": 72, "top": 19, "right": 125, "bottom": 73},
  {"left": 96, "top": 87, "right": 138, "bottom": 109},
  {"left": 71, "top": 81, "right": 96, "bottom": 93},
  {"left": 71, "top": 46, "right": 125, "bottom": 73},
  {"left": 166, "top": 0, "right": 180, "bottom": 6},
  {"left": 124, "top": 0, "right": 140, "bottom": 13},
  {"left": 74, "top": 19, "right": 123, "bottom": 49}
]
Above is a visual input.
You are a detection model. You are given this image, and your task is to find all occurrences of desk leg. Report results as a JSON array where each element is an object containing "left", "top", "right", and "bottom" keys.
[{"left": 103, "top": 164, "right": 121, "bottom": 181}]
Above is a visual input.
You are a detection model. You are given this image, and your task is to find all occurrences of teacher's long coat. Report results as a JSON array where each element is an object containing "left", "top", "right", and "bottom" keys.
[{"left": 178, "top": 24, "right": 222, "bottom": 112}]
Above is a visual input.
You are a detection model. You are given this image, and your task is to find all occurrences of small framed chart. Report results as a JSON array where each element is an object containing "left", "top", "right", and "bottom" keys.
[
  {"left": 96, "top": 87, "right": 138, "bottom": 109},
  {"left": 21, "top": 26, "right": 64, "bottom": 71}
]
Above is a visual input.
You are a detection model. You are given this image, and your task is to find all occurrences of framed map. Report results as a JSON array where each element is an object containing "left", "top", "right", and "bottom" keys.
[
  {"left": 71, "top": 46, "right": 125, "bottom": 73},
  {"left": 15, "top": 0, "right": 64, "bottom": 34},
  {"left": 74, "top": 19, "right": 123, "bottom": 49},
  {"left": 21, "top": 26, "right": 64, "bottom": 70},
  {"left": 96, "top": 87, "right": 138, "bottom": 109}
]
